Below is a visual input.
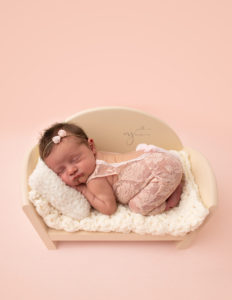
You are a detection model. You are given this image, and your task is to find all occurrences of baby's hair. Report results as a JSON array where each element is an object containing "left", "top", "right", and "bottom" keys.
[{"left": 39, "top": 122, "right": 89, "bottom": 160}]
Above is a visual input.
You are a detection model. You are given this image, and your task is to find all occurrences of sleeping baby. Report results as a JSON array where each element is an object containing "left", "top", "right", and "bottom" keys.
[{"left": 39, "top": 123, "right": 184, "bottom": 216}]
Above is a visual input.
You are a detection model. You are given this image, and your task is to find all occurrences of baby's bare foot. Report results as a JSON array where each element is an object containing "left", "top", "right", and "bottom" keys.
[{"left": 165, "top": 179, "right": 184, "bottom": 211}]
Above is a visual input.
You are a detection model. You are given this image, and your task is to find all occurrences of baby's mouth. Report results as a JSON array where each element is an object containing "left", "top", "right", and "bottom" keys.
[{"left": 73, "top": 173, "right": 84, "bottom": 182}]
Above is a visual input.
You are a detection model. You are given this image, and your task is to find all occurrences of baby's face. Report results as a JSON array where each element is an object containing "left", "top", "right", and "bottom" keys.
[{"left": 44, "top": 136, "right": 96, "bottom": 188}]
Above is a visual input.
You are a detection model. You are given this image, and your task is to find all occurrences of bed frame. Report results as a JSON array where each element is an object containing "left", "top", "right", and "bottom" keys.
[{"left": 22, "top": 107, "right": 218, "bottom": 249}]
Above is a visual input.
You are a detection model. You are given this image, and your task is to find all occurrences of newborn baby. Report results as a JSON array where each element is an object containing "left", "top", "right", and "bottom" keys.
[{"left": 39, "top": 123, "right": 184, "bottom": 216}]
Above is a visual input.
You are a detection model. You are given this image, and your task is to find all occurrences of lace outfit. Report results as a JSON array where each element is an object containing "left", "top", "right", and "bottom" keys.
[{"left": 87, "top": 144, "right": 183, "bottom": 215}]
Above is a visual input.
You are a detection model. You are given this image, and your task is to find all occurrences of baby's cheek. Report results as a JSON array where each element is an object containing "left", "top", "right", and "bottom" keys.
[
  {"left": 64, "top": 175, "right": 74, "bottom": 188},
  {"left": 60, "top": 174, "right": 68, "bottom": 185}
]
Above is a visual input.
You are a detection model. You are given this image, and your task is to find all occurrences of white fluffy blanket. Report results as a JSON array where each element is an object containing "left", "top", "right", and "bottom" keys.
[{"left": 28, "top": 150, "right": 209, "bottom": 236}]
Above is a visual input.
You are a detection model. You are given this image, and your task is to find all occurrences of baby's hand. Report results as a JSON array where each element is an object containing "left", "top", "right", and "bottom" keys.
[{"left": 75, "top": 184, "right": 87, "bottom": 194}]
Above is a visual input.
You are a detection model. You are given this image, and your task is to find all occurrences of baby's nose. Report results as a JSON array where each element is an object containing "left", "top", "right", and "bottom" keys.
[{"left": 68, "top": 165, "right": 78, "bottom": 175}]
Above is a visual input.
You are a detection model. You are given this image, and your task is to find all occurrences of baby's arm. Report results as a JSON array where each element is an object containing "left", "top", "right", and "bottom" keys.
[{"left": 76, "top": 178, "right": 117, "bottom": 215}]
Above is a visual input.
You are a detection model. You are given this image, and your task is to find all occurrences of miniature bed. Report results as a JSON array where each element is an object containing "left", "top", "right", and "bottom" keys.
[{"left": 22, "top": 107, "right": 217, "bottom": 249}]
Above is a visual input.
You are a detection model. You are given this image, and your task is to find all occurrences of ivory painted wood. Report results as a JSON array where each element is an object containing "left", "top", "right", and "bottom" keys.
[{"left": 48, "top": 230, "right": 183, "bottom": 241}]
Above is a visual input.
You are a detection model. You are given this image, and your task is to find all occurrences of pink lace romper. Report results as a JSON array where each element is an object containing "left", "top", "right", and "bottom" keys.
[{"left": 87, "top": 144, "right": 183, "bottom": 215}]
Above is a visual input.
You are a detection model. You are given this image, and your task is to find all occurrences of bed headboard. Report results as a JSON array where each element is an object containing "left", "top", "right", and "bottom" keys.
[
  {"left": 25, "top": 106, "right": 183, "bottom": 181},
  {"left": 66, "top": 106, "right": 183, "bottom": 153}
]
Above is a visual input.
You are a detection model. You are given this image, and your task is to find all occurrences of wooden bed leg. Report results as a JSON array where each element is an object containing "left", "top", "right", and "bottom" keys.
[
  {"left": 176, "top": 230, "right": 198, "bottom": 249},
  {"left": 23, "top": 204, "right": 57, "bottom": 250}
]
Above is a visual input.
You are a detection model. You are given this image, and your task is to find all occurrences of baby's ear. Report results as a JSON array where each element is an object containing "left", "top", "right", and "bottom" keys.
[{"left": 88, "top": 138, "right": 96, "bottom": 154}]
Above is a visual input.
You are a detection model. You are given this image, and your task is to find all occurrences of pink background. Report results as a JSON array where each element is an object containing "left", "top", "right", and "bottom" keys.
[{"left": 1, "top": 1, "right": 231, "bottom": 299}]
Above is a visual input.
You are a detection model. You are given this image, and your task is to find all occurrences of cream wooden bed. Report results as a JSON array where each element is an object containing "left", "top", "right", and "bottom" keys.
[{"left": 22, "top": 107, "right": 217, "bottom": 249}]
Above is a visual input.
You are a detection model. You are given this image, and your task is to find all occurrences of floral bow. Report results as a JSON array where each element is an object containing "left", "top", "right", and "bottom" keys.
[{"left": 52, "top": 129, "right": 67, "bottom": 144}]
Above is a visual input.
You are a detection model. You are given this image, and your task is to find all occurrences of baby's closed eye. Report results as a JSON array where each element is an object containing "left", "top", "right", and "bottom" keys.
[
  {"left": 57, "top": 167, "right": 65, "bottom": 175},
  {"left": 71, "top": 155, "right": 81, "bottom": 163}
]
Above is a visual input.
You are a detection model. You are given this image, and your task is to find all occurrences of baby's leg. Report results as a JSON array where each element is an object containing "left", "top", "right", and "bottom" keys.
[
  {"left": 140, "top": 177, "right": 184, "bottom": 216},
  {"left": 164, "top": 177, "right": 184, "bottom": 211},
  {"left": 128, "top": 170, "right": 183, "bottom": 216},
  {"left": 128, "top": 178, "right": 174, "bottom": 216},
  {"left": 146, "top": 202, "right": 167, "bottom": 216},
  {"left": 129, "top": 151, "right": 184, "bottom": 216}
]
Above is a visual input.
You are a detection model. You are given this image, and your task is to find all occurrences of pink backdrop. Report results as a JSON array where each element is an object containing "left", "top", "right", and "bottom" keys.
[{"left": 1, "top": 1, "right": 231, "bottom": 299}]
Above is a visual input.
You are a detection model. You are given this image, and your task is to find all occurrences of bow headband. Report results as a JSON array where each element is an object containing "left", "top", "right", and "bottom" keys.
[
  {"left": 52, "top": 129, "right": 67, "bottom": 144},
  {"left": 42, "top": 129, "right": 71, "bottom": 158},
  {"left": 42, "top": 129, "right": 89, "bottom": 159}
]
